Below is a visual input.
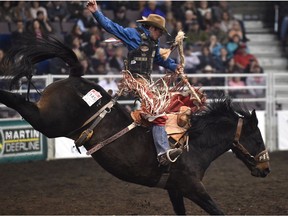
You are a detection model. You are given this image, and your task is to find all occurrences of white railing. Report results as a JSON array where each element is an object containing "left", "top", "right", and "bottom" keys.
[{"left": 1, "top": 72, "right": 287, "bottom": 151}]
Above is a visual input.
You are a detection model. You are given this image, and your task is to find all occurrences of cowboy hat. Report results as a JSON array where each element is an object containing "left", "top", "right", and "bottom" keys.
[{"left": 136, "top": 14, "right": 168, "bottom": 33}]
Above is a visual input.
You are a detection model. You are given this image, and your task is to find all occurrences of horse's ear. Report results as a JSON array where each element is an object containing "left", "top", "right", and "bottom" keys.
[{"left": 251, "top": 109, "right": 258, "bottom": 127}]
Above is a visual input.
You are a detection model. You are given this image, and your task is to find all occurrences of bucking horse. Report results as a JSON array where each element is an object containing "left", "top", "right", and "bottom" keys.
[{"left": 0, "top": 35, "right": 270, "bottom": 215}]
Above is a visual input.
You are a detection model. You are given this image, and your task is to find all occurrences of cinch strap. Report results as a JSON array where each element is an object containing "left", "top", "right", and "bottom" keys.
[{"left": 86, "top": 122, "right": 138, "bottom": 155}]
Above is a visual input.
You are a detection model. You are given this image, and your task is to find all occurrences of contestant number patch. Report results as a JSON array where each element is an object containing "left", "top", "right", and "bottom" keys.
[{"left": 82, "top": 89, "right": 102, "bottom": 106}]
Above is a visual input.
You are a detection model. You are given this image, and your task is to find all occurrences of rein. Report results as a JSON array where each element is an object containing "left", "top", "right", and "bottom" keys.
[{"left": 232, "top": 118, "right": 270, "bottom": 166}]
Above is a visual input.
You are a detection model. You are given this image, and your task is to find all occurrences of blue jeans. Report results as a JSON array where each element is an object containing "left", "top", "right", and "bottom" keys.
[{"left": 152, "top": 125, "right": 169, "bottom": 156}]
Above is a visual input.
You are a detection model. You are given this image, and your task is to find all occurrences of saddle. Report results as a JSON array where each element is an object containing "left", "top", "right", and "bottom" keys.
[{"left": 130, "top": 106, "right": 191, "bottom": 150}]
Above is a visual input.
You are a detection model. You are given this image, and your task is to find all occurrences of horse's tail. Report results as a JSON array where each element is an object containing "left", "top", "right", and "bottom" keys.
[{"left": 0, "top": 34, "right": 83, "bottom": 89}]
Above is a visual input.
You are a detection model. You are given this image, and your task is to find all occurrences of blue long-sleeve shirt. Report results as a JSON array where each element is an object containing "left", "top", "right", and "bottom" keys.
[{"left": 92, "top": 10, "right": 177, "bottom": 72}]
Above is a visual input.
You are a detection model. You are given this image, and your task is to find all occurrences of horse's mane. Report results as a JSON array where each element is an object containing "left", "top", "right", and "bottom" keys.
[
  {"left": 0, "top": 34, "right": 83, "bottom": 89},
  {"left": 189, "top": 96, "right": 251, "bottom": 147}
]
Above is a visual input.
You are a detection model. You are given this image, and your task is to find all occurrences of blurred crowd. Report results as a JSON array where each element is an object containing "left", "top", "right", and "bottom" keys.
[{"left": 1, "top": 0, "right": 286, "bottom": 115}]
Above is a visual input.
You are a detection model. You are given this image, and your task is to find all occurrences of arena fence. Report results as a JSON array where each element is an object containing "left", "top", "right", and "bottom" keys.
[{"left": 0, "top": 72, "right": 287, "bottom": 162}]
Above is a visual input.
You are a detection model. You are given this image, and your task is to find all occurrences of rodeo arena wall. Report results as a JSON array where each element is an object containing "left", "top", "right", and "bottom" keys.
[
  {"left": 0, "top": 1, "right": 288, "bottom": 163},
  {"left": 0, "top": 71, "right": 288, "bottom": 163}
]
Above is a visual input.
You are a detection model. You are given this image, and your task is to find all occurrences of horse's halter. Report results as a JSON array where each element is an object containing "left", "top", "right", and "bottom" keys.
[{"left": 232, "top": 118, "right": 270, "bottom": 167}]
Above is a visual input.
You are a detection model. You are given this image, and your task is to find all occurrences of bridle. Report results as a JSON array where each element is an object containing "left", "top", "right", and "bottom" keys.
[{"left": 232, "top": 117, "right": 270, "bottom": 167}]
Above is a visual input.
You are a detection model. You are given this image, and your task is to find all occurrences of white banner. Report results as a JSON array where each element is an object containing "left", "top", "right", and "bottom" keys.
[
  {"left": 278, "top": 111, "right": 288, "bottom": 150},
  {"left": 256, "top": 111, "right": 265, "bottom": 143},
  {"left": 55, "top": 137, "right": 89, "bottom": 159}
]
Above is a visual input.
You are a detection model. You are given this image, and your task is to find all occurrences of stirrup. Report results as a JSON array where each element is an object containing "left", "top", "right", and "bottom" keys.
[{"left": 166, "top": 149, "right": 182, "bottom": 163}]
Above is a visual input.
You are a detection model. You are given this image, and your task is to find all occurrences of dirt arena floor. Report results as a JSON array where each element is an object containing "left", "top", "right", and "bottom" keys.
[{"left": 0, "top": 151, "right": 287, "bottom": 215}]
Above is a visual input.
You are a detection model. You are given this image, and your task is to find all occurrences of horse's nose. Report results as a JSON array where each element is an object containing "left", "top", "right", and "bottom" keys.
[
  {"left": 261, "top": 167, "right": 270, "bottom": 177},
  {"left": 264, "top": 167, "right": 270, "bottom": 176}
]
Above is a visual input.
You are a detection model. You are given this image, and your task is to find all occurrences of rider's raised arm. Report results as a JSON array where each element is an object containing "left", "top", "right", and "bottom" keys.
[{"left": 87, "top": 0, "right": 140, "bottom": 50}]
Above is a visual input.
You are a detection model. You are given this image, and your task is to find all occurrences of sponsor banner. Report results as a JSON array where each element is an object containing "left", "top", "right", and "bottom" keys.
[
  {"left": 55, "top": 137, "right": 89, "bottom": 159},
  {"left": 278, "top": 111, "right": 288, "bottom": 150},
  {"left": 0, "top": 119, "right": 47, "bottom": 163}
]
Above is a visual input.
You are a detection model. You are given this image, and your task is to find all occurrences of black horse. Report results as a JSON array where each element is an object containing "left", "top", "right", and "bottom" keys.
[{"left": 0, "top": 36, "right": 270, "bottom": 215}]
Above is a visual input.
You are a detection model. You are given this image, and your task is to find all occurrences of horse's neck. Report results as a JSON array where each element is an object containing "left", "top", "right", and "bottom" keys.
[{"left": 190, "top": 122, "right": 235, "bottom": 175}]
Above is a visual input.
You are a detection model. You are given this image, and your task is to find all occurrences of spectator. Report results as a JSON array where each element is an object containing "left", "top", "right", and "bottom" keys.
[
  {"left": 212, "top": 1, "right": 233, "bottom": 22},
  {"left": 90, "top": 47, "right": 108, "bottom": 71},
  {"left": 66, "top": 2, "right": 84, "bottom": 21},
  {"left": 277, "top": 2, "right": 288, "bottom": 48},
  {"left": 213, "top": 1, "right": 249, "bottom": 42},
  {"left": 112, "top": 6, "right": 131, "bottom": 27},
  {"left": 226, "top": 58, "right": 240, "bottom": 74},
  {"left": 98, "top": 72, "right": 119, "bottom": 96},
  {"left": 11, "top": 1, "right": 32, "bottom": 23},
  {"left": 197, "top": 65, "right": 223, "bottom": 97},
  {"left": 246, "top": 63, "right": 265, "bottom": 94},
  {"left": 202, "top": 10, "right": 214, "bottom": 32},
  {"left": 183, "top": 9, "right": 198, "bottom": 32},
  {"left": 183, "top": 46, "right": 201, "bottom": 74},
  {"left": 214, "top": 47, "right": 231, "bottom": 73},
  {"left": 198, "top": 46, "right": 217, "bottom": 70},
  {"left": 46, "top": 1, "right": 70, "bottom": 22},
  {"left": 158, "top": 0, "right": 173, "bottom": 15},
  {"left": 185, "top": 20, "right": 209, "bottom": 51},
  {"left": 83, "top": 33, "right": 100, "bottom": 58},
  {"left": 30, "top": 1, "right": 48, "bottom": 20},
  {"left": 103, "top": 43, "right": 115, "bottom": 60},
  {"left": 208, "top": 34, "right": 223, "bottom": 57},
  {"left": 228, "top": 76, "right": 247, "bottom": 97},
  {"left": 100, "top": 1, "right": 130, "bottom": 12},
  {"left": 64, "top": 24, "right": 85, "bottom": 47},
  {"left": 165, "top": 11, "right": 176, "bottom": 36},
  {"left": 226, "top": 34, "right": 241, "bottom": 58},
  {"left": 71, "top": 36, "right": 85, "bottom": 60},
  {"left": 280, "top": 15, "right": 288, "bottom": 47},
  {"left": 141, "top": 0, "right": 165, "bottom": 18},
  {"left": 197, "top": 1, "right": 212, "bottom": 30},
  {"left": 35, "top": 11, "right": 53, "bottom": 34},
  {"left": 170, "top": 21, "right": 183, "bottom": 41},
  {"left": 26, "top": 19, "right": 45, "bottom": 38},
  {"left": 79, "top": 57, "right": 96, "bottom": 75},
  {"left": 11, "top": 20, "right": 26, "bottom": 45},
  {"left": 246, "top": 63, "right": 266, "bottom": 109},
  {"left": 94, "top": 62, "right": 107, "bottom": 75},
  {"left": 197, "top": 1, "right": 212, "bottom": 17},
  {"left": 132, "top": 1, "right": 147, "bottom": 14},
  {"left": 233, "top": 43, "right": 258, "bottom": 72},
  {"left": 209, "top": 20, "right": 228, "bottom": 44},
  {"left": 219, "top": 11, "right": 233, "bottom": 33},
  {"left": 244, "top": 57, "right": 263, "bottom": 76},
  {"left": 228, "top": 20, "right": 243, "bottom": 41},
  {"left": 109, "top": 47, "right": 125, "bottom": 72},
  {"left": 177, "top": 1, "right": 198, "bottom": 24},
  {"left": 88, "top": 25, "right": 104, "bottom": 41},
  {"left": 0, "top": 1, "right": 13, "bottom": 23},
  {"left": 77, "top": 8, "right": 97, "bottom": 32}
]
